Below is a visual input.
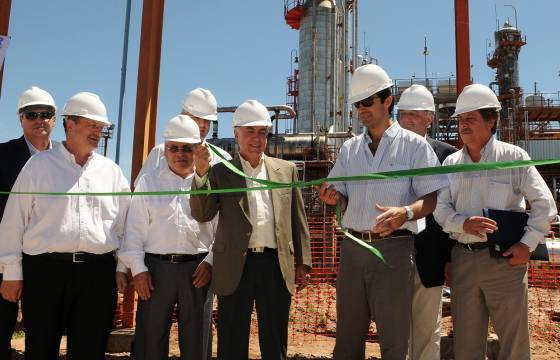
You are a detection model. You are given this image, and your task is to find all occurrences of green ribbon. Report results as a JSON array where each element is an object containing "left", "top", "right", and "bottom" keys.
[{"left": 2, "top": 142, "right": 559, "bottom": 263}]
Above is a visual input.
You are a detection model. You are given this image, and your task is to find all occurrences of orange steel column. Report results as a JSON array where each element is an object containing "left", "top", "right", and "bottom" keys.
[
  {"left": 123, "top": 0, "right": 165, "bottom": 329},
  {"left": 0, "top": 0, "right": 12, "bottom": 99},
  {"left": 454, "top": 0, "right": 471, "bottom": 94}
]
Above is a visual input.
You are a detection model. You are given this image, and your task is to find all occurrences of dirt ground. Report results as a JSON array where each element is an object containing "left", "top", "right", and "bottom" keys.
[{"left": 10, "top": 284, "right": 560, "bottom": 359}]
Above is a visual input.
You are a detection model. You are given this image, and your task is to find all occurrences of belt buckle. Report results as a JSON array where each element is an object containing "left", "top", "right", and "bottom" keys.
[
  {"left": 72, "top": 252, "right": 85, "bottom": 263},
  {"left": 170, "top": 254, "right": 181, "bottom": 263},
  {"left": 466, "top": 243, "right": 474, "bottom": 251},
  {"left": 251, "top": 247, "right": 265, "bottom": 253}
]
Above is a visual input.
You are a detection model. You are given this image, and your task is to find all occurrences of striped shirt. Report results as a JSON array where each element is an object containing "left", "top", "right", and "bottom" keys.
[
  {"left": 329, "top": 121, "right": 448, "bottom": 233},
  {"left": 434, "top": 137, "right": 557, "bottom": 250}
]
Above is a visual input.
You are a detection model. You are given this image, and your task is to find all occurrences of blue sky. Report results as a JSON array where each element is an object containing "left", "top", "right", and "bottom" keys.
[{"left": 1, "top": 0, "right": 558, "bottom": 179}]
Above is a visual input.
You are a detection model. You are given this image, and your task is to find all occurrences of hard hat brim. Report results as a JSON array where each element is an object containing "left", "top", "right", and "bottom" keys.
[
  {"left": 452, "top": 104, "right": 502, "bottom": 118},
  {"left": 18, "top": 101, "right": 57, "bottom": 114},
  {"left": 397, "top": 105, "right": 435, "bottom": 112},
  {"left": 164, "top": 137, "right": 201, "bottom": 144},
  {"left": 348, "top": 82, "right": 393, "bottom": 104},
  {"left": 182, "top": 108, "right": 218, "bottom": 121},
  {"left": 233, "top": 120, "right": 272, "bottom": 128}
]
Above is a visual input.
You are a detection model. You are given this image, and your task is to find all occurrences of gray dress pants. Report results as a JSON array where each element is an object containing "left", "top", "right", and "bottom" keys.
[
  {"left": 133, "top": 255, "right": 211, "bottom": 360},
  {"left": 334, "top": 236, "right": 414, "bottom": 360}
]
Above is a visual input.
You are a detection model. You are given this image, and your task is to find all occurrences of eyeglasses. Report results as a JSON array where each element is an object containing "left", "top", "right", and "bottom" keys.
[
  {"left": 353, "top": 95, "right": 379, "bottom": 109},
  {"left": 166, "top": 145, "right": 194, "bottom": 154},
  {"left": 23, "top": 111, "right": 54, "bottom": 121}
]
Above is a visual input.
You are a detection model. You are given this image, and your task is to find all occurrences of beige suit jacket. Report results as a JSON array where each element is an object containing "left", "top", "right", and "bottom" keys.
[{"left": 190, "top": 154, "right": 311, "bottom": 296}]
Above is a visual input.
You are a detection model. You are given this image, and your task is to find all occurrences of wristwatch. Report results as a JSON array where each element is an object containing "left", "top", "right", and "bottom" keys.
[{"left": 404, "top": 206, "right": 414, "bottom": 221}]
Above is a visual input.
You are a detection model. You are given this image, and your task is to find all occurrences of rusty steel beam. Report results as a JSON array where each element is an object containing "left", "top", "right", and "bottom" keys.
[
  {"left": 0, "top": 0, "right": 12, "bottom": 99},
  {"left": 130, "top": 0, "right": 165, "bottom": 184},
  {"left": 454, "top": 0, "right": 471, "bottom": 95},
  {"left": 123, "top": 0, "right": 165, "bottom": 329}
]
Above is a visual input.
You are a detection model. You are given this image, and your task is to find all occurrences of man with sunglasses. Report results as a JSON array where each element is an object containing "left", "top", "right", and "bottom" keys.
[
  {"left": 0, "top": 86, "right": 58, "bottom": 360},
  {"left": 0, "top": 92, "right": 130, "bottom": 360},
  {"left": 136, "top": 88, "right": 232, "bottom": 185},
  {"left": 318, "top": 64, "right": 448, "bottom": 359},
  {"left": 119, "top": 115, "right": 216, "bottom": 360}
]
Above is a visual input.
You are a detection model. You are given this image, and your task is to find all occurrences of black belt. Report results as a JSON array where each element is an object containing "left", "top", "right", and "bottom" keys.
[
  {"left": 454, "top": 241, "right": 489, "bottom": 251},
  {"left": 247, "top": 247, "right": 277, "bottom": 254},
  {"left": 348, "top": 229, "right": 413, "bottom": 243},
  {"left": 24, "top": 252, "right": 115, "bottom": 263},
  {"left": 146, "top": 253, "right": 208, "bottom": 263}
]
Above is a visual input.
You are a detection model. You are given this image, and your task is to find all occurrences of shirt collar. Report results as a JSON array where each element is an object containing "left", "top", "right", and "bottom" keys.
[
  {"left": 59, "top": 141, "right": 95, "bottom": 166},
  {"left": 363, "top": 120, "right": 400, "bottom": 143},
  {"left": 480, "top": 136, "right": 495, "bottom": 159},
  {"left": 24, "top": 136, "right": 52, "bottom": 156}
]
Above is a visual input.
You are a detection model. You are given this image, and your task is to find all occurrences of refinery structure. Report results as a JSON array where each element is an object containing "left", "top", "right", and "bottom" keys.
[{"left": 1, "top": 0, "right": 559, "bottom": 348}]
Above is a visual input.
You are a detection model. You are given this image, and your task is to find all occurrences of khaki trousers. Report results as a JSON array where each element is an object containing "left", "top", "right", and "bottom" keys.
[
  {"left": 410, "top": 269, "right": 443, "bottom": 360},
  {"left": 450, "top": 246, "right": 530, "bottom": 360}
]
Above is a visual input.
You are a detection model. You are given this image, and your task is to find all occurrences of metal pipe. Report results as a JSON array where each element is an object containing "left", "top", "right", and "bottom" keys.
[
  {"left": 115, "top": 0, "right": 132, "bottom": 164},
  {"left": 504, "top": 4, "right": 518, "bottom": 29},
  {"left": 454, "top": 0, "right": 471, "bottom": 94},
  {"left": 274, "top": 109, "right": 280, "bottom": 157}
]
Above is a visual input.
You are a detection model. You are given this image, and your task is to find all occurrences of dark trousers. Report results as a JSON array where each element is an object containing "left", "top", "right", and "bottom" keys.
[
  {"left": 217, "top": 251, "right": 291, "bottom": 360},
  {"left": 133, "top": 256, "right": 211, "bottom": 360},
  {"left": 21, "top": 253, "right": 117, "bottom": 360},
  {"left": 0, "top": 274, "right": 18, "bottom": 360}
]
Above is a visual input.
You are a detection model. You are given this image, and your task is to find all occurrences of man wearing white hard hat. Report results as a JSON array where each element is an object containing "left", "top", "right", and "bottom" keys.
[
  {"left": 136, "top": 88, "right": 232, "bottom": 184},
  {"left": 119, "top": 115, "right": 216, "bottom": 360},
  {"left": 190, "top": 100, "right": 311, "bottom": 360},
  {"left": 0, "top": 86, "right": 58, "bottom": 359},
  {"left": 434, "top": 84, "right": 557, "bottom": 359},
  {"left": 318, "top": 64, "right": 448, "bottom": 359},
  {"left": 0, "top": 92, "right": 131, "bottom": 359},
  {"left": 397, "top": 84, "right": 457, "bottom": 360}
]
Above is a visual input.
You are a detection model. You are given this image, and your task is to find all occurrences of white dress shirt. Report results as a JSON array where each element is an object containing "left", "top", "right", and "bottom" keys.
[
  {"left": 434, "top": 137, "right": 557, "bottom": 250},
  {"left": 135, "top": 141, "right": 232, "bottom": 186},
  {"left": 0, "top": 144, "right": 131, "bottom": 280},
  {"left": 329, "top": 121, "right": 448, "bottom": 233},
  {"left": 239, "top": 155, "right": 277, "bottom": 249},
  {"left": 119, "top": 164, "right": 217, "bottom": 276}
]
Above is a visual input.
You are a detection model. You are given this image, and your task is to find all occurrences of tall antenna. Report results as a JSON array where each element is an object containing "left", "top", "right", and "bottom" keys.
[
  {"left": 423, "top": 35, "right": 429, "bottom": 80},
  {"left": 494, "top": 4, "right": 499, "bottom": 31}
]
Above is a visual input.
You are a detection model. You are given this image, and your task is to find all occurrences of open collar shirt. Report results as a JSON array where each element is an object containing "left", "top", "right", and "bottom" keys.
[
  {"left": 434, "top": 137, "right": 557, "bottom": 250},
  {"left": 328, "top": 121, "right": 448, "bottom": 233},
  {"left": 239, "top": 154, "right": 277, "bottom": 249},
  {"left": 0, "top": 143, "right": 131, "bottom": 280},
  {"left": 119, "top": 164, "right": 217, "bottom": 276}
]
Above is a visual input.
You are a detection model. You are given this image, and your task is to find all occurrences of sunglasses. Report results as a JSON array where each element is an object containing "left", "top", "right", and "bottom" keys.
[
  {"left": 353, "top": 95, "right": 379, "bottom": 109},
  {"left": 23, "top": 111, "right": 54, "bottom": 121},
  {"left": 166, "top": 145, "right": 195, "bottom": 154}
]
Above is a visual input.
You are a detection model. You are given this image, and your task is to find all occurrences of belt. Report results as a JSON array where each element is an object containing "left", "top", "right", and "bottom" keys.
[
  {"left": 348, "top": 229, "right": 413, "bottom": 243},
  {"left": 146, "top": 253, "right": 208, "bottom": 263},
  {"left": 25, "top": 252, "right": 115, "bottom": 263},
  {"left": 247, "top": 247, "right": 277, "bottom": 254},
  {"left": 454, "top": 241, "right": 489, "bottom": 251}
]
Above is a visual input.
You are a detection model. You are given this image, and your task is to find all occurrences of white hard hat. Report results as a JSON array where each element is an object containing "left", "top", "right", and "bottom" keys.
[
  {"left": 181, "top": 88, "right": 218, "bottom": 121},
  {"left": 397, "top": 84, "right": 435, "bottom": 112},
  {"left": 61, "top": 92, "right": 111, "bottom": 125},
  {"left": 163, "top": 114, "right": 201, "bottom": 144},
  {"left": 349, "top": 64, "right": 393, "bottom": 104},
  {"left": 232, "top": 100, "right": 272, "bottom": 127},
  {"left": 453, "top": 84, "right": 501, "bottom": 117},
  {"left": 17, "top": 86, "right": 56, "bottom": 114}
]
